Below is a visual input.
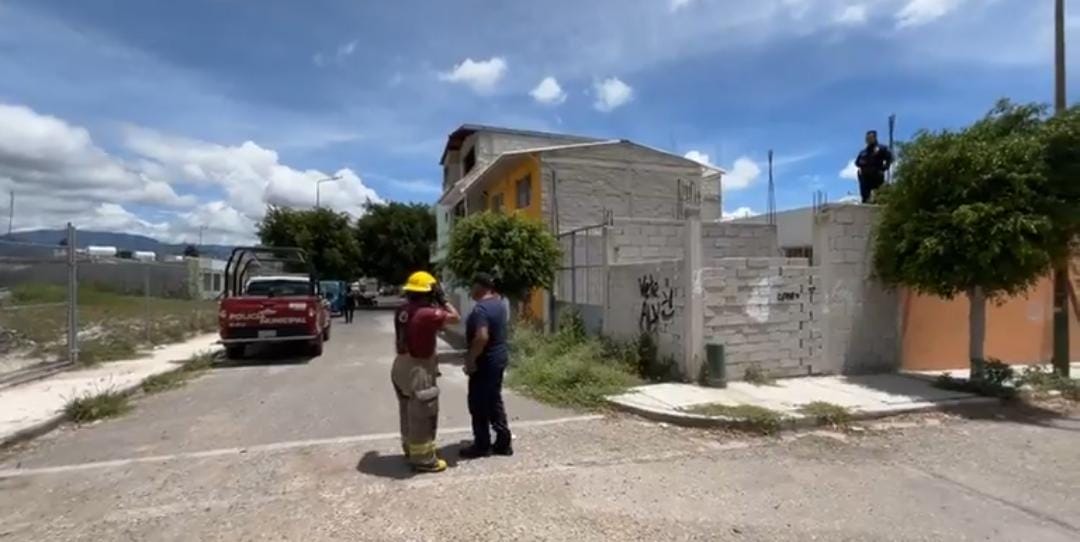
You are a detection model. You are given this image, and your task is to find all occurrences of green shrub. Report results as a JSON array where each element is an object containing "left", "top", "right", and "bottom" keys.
[
  {"left": 982, "top": 359, "right": 1015, "bottom": 386},
  {"left": 743, "top": 364, "right": 776, "bottom": 386},
  {"left": 934, "top": 373, "right": 1016, "bottom": 399},
  {"left": 1015, "top": 365, "right": 1080, "bottom": 401},
  {"left": 686, "top": 404, "right": 786, "bottom": 435},
  {"left": 798, "top": 402, "right": 853, "bottom": 427},
  {"left": 507, "top": 325, "right": 640, "bottom": 409},
  {"left": 64, "top": 390, "right": 131, "bottom": 423}
]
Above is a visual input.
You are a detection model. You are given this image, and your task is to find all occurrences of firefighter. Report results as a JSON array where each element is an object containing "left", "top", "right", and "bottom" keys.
[{"left": 392, "top": 270, "right": 460, "bottom": 472}]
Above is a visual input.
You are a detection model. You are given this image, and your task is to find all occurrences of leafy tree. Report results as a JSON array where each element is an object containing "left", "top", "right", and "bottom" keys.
[
  {"left": 354, "top": 201, "right": 436, "bottom": 286},
  {"left": 873, "top": 101, "right": 1060, "bottom": 380},
  {"left": 444, "top": 211, "right": 560, "bottom": 309},
  {"left": 1038, "top": 106, "right": 1080, "bottom": 376},
  {"left": 257, "top": 206, "right": 361, "bottom": 280},
  {"left": 182, "top": 244, "right": 200, "bottom": 258}
]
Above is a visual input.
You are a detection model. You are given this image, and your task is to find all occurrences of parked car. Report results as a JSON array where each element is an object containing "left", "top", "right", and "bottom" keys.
[
  {"left": 218, "top": 247, "right": 331, "bottom": 360},
  {"left": 319, "top": 279, "right": 348, "bottom": 316}
]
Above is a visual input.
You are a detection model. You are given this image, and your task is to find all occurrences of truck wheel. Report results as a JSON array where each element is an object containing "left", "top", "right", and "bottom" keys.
[
  {"left": 309, "top": 337, "right": 324, "bottom": 357},
  {"left": 225, "top": 345, "right": 245, "bottom": 360}
]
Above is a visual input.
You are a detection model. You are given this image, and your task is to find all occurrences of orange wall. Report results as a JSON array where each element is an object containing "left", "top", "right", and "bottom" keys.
[
  {"left": 481, "top": 156, "right": 545, "bottom": 318},
  {"left": 901, "top": 261, "right": 1080, "bottom": 370}
]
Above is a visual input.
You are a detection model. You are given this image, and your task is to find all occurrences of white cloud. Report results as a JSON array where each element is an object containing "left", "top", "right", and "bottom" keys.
[
  {"left": 722, "top": 156, "right": 762, "bottom": 191},
  {"left": 836, "top": 4, "right": 868, "bottom": 26},
  {"left": 0, "top": 102, "right": 382, "bottom": 245},
  {"left": 683, "top": 150, "right": 712, "bottom": 165},
  {"left": 438, "top": 57, "right": 508, "bottom": 94},
  {"left": 593, "top": 77, "right": 634, "bottom": 112},
  {"left": 313, "top": 39, "right": 359, "bottom": 67},
  {"left": 124, "top": 127, "right": 383, "bottom": 220},
  {"left": 896, "top": 0, "right": 964, "bottom": 28},
  {"left": 0, "top": 101, "right": 190, "bottom": 213},
  {"left": 530, "top": 77, "right": 568, "bottom": 105},
  {"left": 670, "top": 0, "right": 698, "bottom": 12},
  {"left": 840, "top": 160, "right": 859, "bottom": 180},
  {"left": 721, "top": 206, "right": 757, "bottom": 221}
]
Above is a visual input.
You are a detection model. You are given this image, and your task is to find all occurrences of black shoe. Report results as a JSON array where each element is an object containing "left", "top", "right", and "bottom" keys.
[
  {"left": 459, "top": 445, "right": 491, "bottom": 459},
  {"left": 492, "top": 444, "right": 514, "bottom": 456}
]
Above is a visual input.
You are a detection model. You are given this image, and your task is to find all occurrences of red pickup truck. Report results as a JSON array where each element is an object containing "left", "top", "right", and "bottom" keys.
[{"left": 218, "top": 247, "right": 331, "bottom": 360}]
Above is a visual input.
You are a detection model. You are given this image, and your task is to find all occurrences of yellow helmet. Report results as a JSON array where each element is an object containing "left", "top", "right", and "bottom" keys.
[{"left": 403, "top": 271, "right": 438, "bottom": 293}]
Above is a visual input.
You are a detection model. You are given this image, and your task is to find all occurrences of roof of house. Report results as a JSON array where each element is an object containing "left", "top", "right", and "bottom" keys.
[
  {"left": 439, "top": 124, "right": 603, "bottom": 165},
  {"left": 437, "top": 139, "right": 725, "bottom": 206}
]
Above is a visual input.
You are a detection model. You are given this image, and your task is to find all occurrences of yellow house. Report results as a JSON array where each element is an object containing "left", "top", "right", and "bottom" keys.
[{"left": 433, "top": 124, "right": 723, "bottom": 329}]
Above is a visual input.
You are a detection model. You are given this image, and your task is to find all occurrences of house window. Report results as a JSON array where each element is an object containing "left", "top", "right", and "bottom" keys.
[
  {"left": 515, "top": 174, "right": 532, "bottom": 209},
  {"left": 202, "top": 273, "right": 212, "bottom": 292},
  {"left": 491, "top": 193, "right": 505, "bottom": 213},
  {"left": 463, "top": 147, "right": 477, "bottom": 175},
  {"left": 213, "top": 273, "right": 222, "bottom": 292}
]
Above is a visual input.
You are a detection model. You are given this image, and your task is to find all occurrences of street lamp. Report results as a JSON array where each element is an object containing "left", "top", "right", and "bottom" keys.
[{"left": 315, "top": 175, "right": 343, "bottom": 208}]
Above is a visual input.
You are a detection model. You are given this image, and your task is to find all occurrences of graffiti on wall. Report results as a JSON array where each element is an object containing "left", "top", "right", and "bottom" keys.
[{"left": 638, "top": 274, "right": 676, "bottom": 333}]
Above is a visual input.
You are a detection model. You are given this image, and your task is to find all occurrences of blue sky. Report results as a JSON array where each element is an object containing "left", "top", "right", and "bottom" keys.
[{"left": 0, "top": 0, "right": 1074, "bottom": 243}]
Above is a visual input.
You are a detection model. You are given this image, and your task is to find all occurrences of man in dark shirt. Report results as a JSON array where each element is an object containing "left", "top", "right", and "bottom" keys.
[
  {"left": 460, "top": 272, "right": 512, "bottom": 459},
  {"left": 854, "top": 130, "right": 893, "bottom": 203}
]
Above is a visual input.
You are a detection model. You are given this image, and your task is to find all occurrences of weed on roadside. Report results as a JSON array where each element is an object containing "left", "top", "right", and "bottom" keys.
[
  {"left": 139, "top": 351, "right": 217, "bottom": 395},
  {"left": 63, "top": 390, "right": 132, "bottom": 423},
  {"left": 743, "top": 364, "right": 776, "bottom": 386},
  {"left": 686, "top": 404, "right": 787, "bottom": 435},
  {"left": 798, "top": 401, "right": 853, "bottom": 427},
  {"left": 933, "top": 373, "right": 1016, "bottom": 400},
  {"left": 508, "top": 325, "right": 641, "bottom": 409},
  {"left": 1015, "top": 365, "right": 1080, "bottom": 401}
]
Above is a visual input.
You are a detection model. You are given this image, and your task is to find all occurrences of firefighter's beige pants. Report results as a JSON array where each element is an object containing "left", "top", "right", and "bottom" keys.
[{"left": 391, "top": 354, "right": 440, "bottom": 467}]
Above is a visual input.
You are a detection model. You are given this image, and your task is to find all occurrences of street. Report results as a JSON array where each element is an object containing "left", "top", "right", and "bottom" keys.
[{"left": 1, "top": 310, "right": 1078, "bottom": 541}]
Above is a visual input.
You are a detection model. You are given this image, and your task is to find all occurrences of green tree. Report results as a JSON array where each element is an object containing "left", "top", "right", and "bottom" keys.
[
  {"left": 354, "top": 201, "right": 436, "bottom": 286},
  {"left": 873, "top": 101, "right": 1059, "bottom": 380},
  {"left": 257, "top": 206, "right": 361, "bottom": 280},
  {"left": 182, "top": 244, "right": 200, "bottom": 258},
  {"left": 1038, "top": 106, "right": 1080, "bottom": 377},
  {"left": 444, "top": 211, "right": 560, "bottom": 308}
]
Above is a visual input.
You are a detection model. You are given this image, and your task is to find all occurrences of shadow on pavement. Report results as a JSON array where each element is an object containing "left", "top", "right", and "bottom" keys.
[
  {"left": 355, "top": 441, "right": 465, "bottom": 480},
  {"left": 937, "top": 400, "right": 1080, "bottom": 433},
  {"left": 213, "top": 343, "right": 317, "bottom": 369}
]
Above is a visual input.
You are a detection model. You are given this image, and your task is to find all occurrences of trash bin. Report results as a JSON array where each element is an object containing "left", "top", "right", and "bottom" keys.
[{"left": 705, "top": 343, "right": 727, "bottom": 388}]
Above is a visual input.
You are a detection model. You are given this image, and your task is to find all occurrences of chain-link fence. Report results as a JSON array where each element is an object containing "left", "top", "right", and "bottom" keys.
[{"left": 0, "top": 225, "right": 218, "bottom": 385}]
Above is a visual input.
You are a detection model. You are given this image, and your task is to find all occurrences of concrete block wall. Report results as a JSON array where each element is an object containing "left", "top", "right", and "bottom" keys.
[
  {"left": 607, "top": 218, "right": 685, "bottom": 263},
  {"left": 702, "top": 223, "right": 780, "bottom": 259},
  {"left": 812, "top": 204, "right": 899, "bottom": 374},
  {"left": 702, "top": 258, "right": 821, "bottom": 379},
  {"left": 603, "top": 260, "right": 685, "bottom": 364}
]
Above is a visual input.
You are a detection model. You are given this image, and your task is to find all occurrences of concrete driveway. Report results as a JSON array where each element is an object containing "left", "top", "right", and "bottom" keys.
[{"left": 0, "top": 310, "right": 1078, "bottom": 540}]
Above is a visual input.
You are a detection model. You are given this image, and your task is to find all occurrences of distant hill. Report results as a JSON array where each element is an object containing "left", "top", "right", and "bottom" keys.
[{"left": 0, "top": 229, "right": 236, "bottom": 260}]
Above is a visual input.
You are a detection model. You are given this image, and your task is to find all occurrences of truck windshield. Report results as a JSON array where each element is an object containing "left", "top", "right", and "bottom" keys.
[{"left": 245, "top": 280, "right": 312, "bottom": 297}]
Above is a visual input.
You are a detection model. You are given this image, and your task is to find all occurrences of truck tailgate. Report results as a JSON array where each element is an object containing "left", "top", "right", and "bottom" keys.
[{"left": 220, "top": 297, "right": 318, "bottom": 340}]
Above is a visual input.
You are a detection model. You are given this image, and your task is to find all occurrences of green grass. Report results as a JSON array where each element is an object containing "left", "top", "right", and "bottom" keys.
[
  {"left": 506, "top": 325, "right": 642, "bottom": 410},
  {"left": 140, "top": 351, "right": 217, "bottom": 394},
  {"left": 685, "top": 403, "right": 787, "bottom": 435},
  {"left": 63, "top": 390, "right": 132, "bottom": 423},
  {"left": 798, "top": 401, "right": 853, "bottom": 427},
  {"left": 0, "top": 283, "right": 217, "bottom": 365}
]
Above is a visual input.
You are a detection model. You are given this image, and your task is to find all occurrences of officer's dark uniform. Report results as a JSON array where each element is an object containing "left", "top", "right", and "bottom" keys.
[
  {"left": 855, "top": 143, "right": 893, "bottom": 203},
  {"left": 464, "top": 297, "right": 511, "bottom": 454}
]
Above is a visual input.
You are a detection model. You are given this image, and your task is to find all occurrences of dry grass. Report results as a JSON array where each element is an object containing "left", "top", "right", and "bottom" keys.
[{"left": 0, "top": 283, "right": 216, "bottom": 366}]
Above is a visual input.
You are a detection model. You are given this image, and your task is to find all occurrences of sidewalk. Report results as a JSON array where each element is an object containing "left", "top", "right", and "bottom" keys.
[
  {"left": 607, "top": 374, "right": 996, "bottom": 429},
  {"left": 904, "top": 362, "right": 1080, "bottom": 381},
  {"left": 0, "top": 334, "right": 222, "bottom": 447}
]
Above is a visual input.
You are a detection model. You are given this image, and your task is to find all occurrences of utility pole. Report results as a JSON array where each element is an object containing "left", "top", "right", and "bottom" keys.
[
  {"left": 766, "top": 150, "right": 776, "bottom": 226},
  {"left": 315, "top": 175, "right": 343, "bottom": 208},
  {"left": 1052, "top": 0, "right": 1070, "bottom": 377},
  {"left": 7, "top": 191, "right": 13, "bottom": 235},
  {"left": 887, "top": 114, "right": 896, "bottom": 183},
  {"left": 198, "top": 226, "right": 206, "bottom": 247}
]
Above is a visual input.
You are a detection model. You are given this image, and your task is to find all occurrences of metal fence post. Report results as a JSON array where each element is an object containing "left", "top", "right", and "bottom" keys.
[
  {"left": 144, "top": 264, "right": 151, "bottom": 345},
  {"left": 66, "top": 223, "right": 78, "bottom": 364},
  {"left": 570, "top": 233, "right": 577, "bottom": 310}
]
